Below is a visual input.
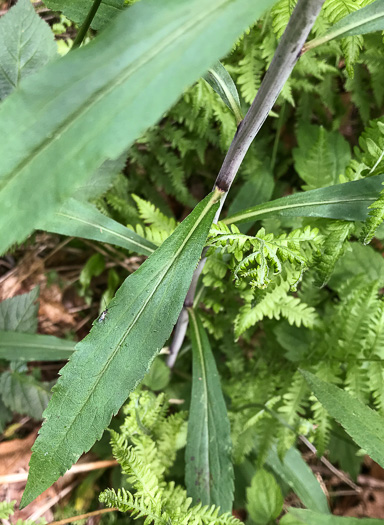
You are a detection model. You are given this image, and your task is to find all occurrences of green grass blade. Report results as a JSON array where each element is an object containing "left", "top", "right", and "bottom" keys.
[
  {"left": 204, "top": 62, "right": 243, "bottom": 125},
  {"left": 288, "top": 508, "right": 384, "bottom": 525},
  {"left": 186, "top": 309, "right": 234, "bottom": 513},
  {"left": 0, "top": 331, "right": 75, "bottom": 361},
  {"left": 0, "top": 0, "right": 275, "bottom": 255},
  {"left": 224, "top": 174, "right": 384, "bottom": 226},
  {"left": 39, "top": 198, "right": 156, "bottom": 256},
  {"left": 20, "top": 190, "right": 220, "bottom": 508},
  {"left": 301, "top": 370, "right": 384, "bottom": 470},
  {"left": 266, "top": 446, "right": 330, "bottom": 514}
]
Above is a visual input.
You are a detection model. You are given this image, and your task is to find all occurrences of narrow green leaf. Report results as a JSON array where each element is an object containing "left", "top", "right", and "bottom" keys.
[
  {"left": 0, "top": 331, "right": 74, "bottom": 361},
  {"left": 0, "top": 371, "right": 51, "bottom": 420},
  {"left": 0, "top": 288, "right": 39, "bottom": 333},
  {"left": 21, "top": 190, "right": 220, "bottom": 508},
  {"left": 246, "top": 469, "right": 283, "bottom": 525},
  {"left": 204, "top": 61, "right": 243, "bottom": 125},
  {"left": 42, "top": 0, "right": 125, "bottom": 30},
  {"left": 39, "top": 198, "right": 156, "bottom": 256},
  {"left": 301, "top": 370, "right": 384, "bottom": 469},
  {"left": 224, "top": 174, "right": 384, "bottom": 226},
  {"left": 289, "top": 508, "right": 384, "bottom": 525},
  {"left": 266, "top": 445, "right": 330, "bottom": 514},
  {"left": 305, "top": 0, "right": 384, "bottom": 51},
  {"left": 186, "top": 309, "right": 234, "bottom": 513},
  {"left": 0, "top": 0, "right": 276, "bottom": 255},
  {"left": 0, "top": 0, "right": 57, "bottom": 101}
]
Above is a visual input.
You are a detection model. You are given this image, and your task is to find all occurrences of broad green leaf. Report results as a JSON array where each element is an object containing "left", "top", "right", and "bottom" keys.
[
  {"left": 305, "top": 0, "right": 384, "bottom": 51},
  {"left": 204, "top": 61, "right": 243, "bottom": 124},
  {"left": 288, "top": 508, "right": 384, "bottom": 525},
  {"left": 0, "top": 370, "right": 51, "bottom": 420},
  {"left": 38, "top": 198, "right": 156, "bottom": 256},
  {"left": 0, "top": 288, "right": 39, "bottom": 333},
  {"left": 0, "top": 0, "right": 57, "bottom": 101},
  {"left": 301, "top": 370, "right": 384, "bottom": 469},
  {"left": 42, "top": 0, "right": 125, "bottom": 30},
  {"left": 0, "top": 0, "right": 276, "bottom": 255},
  {"left": 186, "top": 309, "right": 233, "bottom": 513},
  {"left": 224, "top": 174, "right": 384, "bottom": 226},
  {"left": 246, "top": 469, "right": 283, "bottom": 525},
  {"left": 21, "top": 190, "right": 220, "bottom": 508},
  {"left": 0, "top": 331, "right": 74, "bottom": 361},
  {"left": 266, "top": 445, "right": 330, "bottom": 514}
]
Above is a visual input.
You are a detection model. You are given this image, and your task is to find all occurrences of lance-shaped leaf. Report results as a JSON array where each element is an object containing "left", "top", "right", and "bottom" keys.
[
  {"left": 186, "top": 309, "right": 234, "bottom": 513},
  {"left": 288, "top": 508, "right": 384, "bottom": 525},
  {"left": 265, "top": 445, "right": 330, "bottom": 514},
  {"left": 38, "top": 198, "right": 156, "bottom": 256},
  {"left": 0, "top": 0, "right": 57, "bottom": 101},
  {"left": 0, "top": 332, "right": 75, "bottom": 362},
  {"left": 224, "top": 174, "right": 384, "bottom": 226},
  {"left": 305, "top": 0, "right": 384, "bottom": 51},
  {"left": 204, "top": 62, "right": 243, "bottom": 125},
  {"left": 21, "top": 190, "right": 220, "bottom": 508},
  {"left": 301, "top": 370, "right": 384, "bottom": 470},
  {"left": 0, "top": 0, "right": 276, "bottom": 255}
]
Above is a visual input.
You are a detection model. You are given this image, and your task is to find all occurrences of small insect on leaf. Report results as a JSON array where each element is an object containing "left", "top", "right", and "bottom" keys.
[{"left": 98, "top": 309, "right": 108, "bottom": 323}]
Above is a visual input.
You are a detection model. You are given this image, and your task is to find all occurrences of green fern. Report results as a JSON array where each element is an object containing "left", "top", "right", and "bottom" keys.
[
  {"left": 313, "top": 220, "right": 355, "bottom": 287},
  {"left": 0, "top": 501, "right": 16, "bottom": 520},
  {"left": 100, "top": 392, "right": 240, "bottom": 524},
  {"left": 271, "top": 0, "right": 297, "bottom": 39},
  {"left": 208, "top": 223, "right": 322, "bottom": 291},
  {"left": 234, "top": 277, "right": 318, "bottom": 337}
]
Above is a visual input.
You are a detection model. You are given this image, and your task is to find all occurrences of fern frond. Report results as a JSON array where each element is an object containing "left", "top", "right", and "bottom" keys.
[
  {"left": 311, "top": 398, "right": 331, "bottom": 456},
  {"left": 271, "top": 0, "right": 297, "bottom": 39},
  {"left": 131, "top": 194, "right": 177, "bottom": 233},
  {"left": 313, "top": 220, "right": 355, "bottom": 287},
  {"left": 110, "top": 432, "right": 160, "bottom": 499},
  {"left": 277, "top": 372, "right": 308, "bottom": 454},
  {"left": 121, "top": 391, "right": 167, "bottom": 439},
  {"left": 362, "top": 185, "right": 384, "bottom": 244},
  {"left": 0, "top": 500, "right": 16, "bottom": 520},
  {"left": 234, "top": 278, "right": 318, "bottom": 337},
  {"left": 322, "top": 0, "right": 369, "bottom": 76},
  {"left": 345, "top": 364, "right": 370, "bottom": 403},
  {"left": 99, "top": 487, "right": 164, "bottom": 524},
  {"left": 209, "top": 224, "right": 322, "bottom": 291}
]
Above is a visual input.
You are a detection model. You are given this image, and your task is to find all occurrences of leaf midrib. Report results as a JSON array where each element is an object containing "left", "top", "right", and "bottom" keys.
[
  {"left": 1, "top": 0, "right": 232, "bottom": 192},
  {"left": 190, "top": 309, "right": 211, "bottom": 497},
  {"left": 56, "top": 209, "right": 155, "bottom": 254},
  {"left": 224, "top": 195, "right": 376, "bottom": 224},
  {"left": 46, "top": 193, "right": 217, "bottom": 457}
]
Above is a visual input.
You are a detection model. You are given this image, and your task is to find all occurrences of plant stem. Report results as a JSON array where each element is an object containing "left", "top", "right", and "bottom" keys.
[
  {"left": 72, "top": 0, "right": 103, "bottom": 49},
  {"left": 167, "top": 0, "right": 326, "bottom": 368},
  {"left": 214, "top": 0, "right": 325, "bottom": 195}
]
